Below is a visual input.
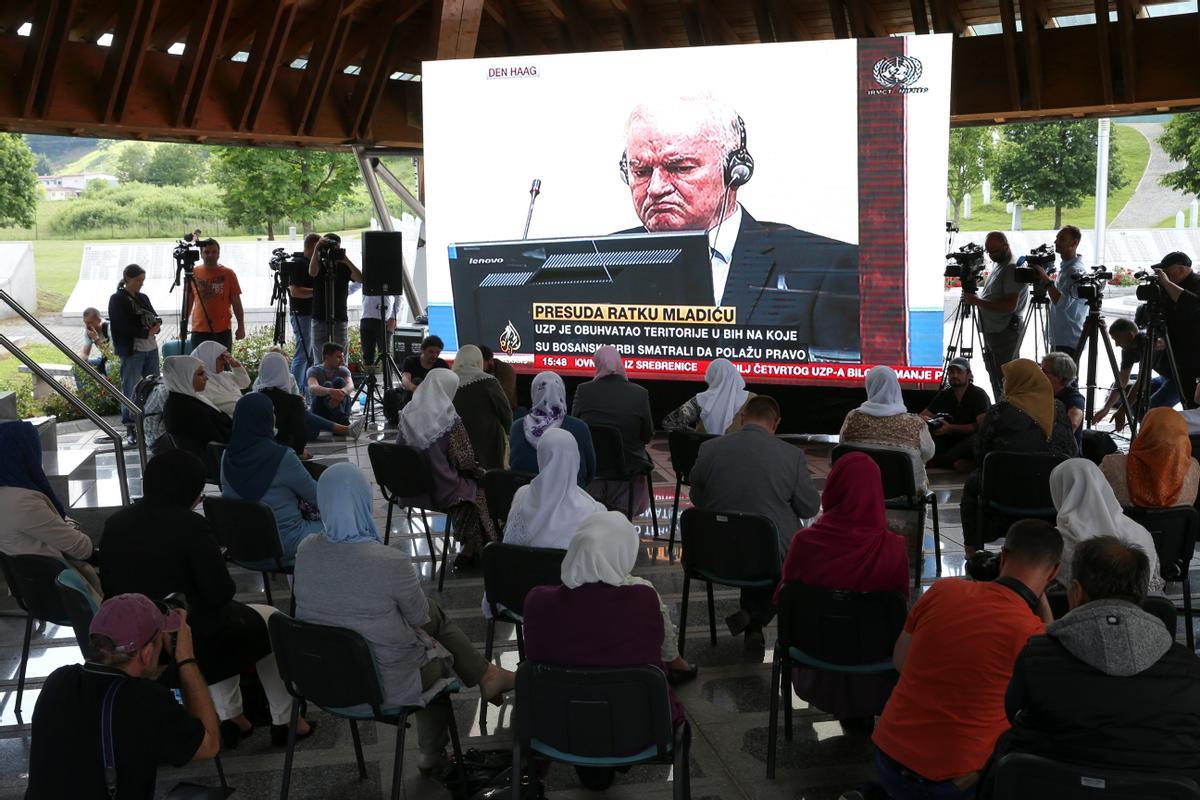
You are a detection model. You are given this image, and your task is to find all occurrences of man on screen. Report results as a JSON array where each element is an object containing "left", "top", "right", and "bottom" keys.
[{"left": 616, "top": 94, "right": 860, "bottom": 352}]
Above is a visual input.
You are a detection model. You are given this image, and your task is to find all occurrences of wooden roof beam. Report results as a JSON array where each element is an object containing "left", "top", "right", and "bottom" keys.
[
  {"left": 172, "top": 0, "right": 233, "bottom": 127},
  {"left": 559, "top": 0, "right": 596, "bottom": 51},
  {"left": 235, "top": 0, "right": 297, "bottom": 131},
  {"left": 679, "top": 0, "right": 706, "bottom": 44},
  {"left": 100, "top": 0, "right": 160, "bottom": 123},
  {"left": 610, "top": 0, "right": 666, "bottom": 48},
  {"left": 996, "top": 0, "right": 1023, "bottom": 109},
  {"left": 696, "top": 0, "right": 742, "bottom": 43},
  {"left": 436, "top": 0, "right": 487, "bottom": 58},
  {"left": 1018, "top": 0, "right": 1044, "bottom": 108},
  {"left": 20, "top": 0, "right": 78, "bottom": 118},
  {"left": 846, "top": 0, "right": 889, "bottom": 36},
  {"left": 295, "top": 0, "right": 352, "bottom": 134},
  {"left": 350, "top": 7, "right": 409, "bottom": 136},
  {"left": 1115, "top": 0, "right": 1138, "bottom": 101},
  {"left": 930, "top": 0, "right": 967, "bottom": 34},
  {"left": 828, "top": 0, "right": 851, "bottom": 38},
  {"left": 1093, "top": 0, "right": 1114, "bottom": 104},
  {"left": 910, "top": 0, "right": 931, "bottom": 34},
  {"left": 73, "top": 6, "right": 119, "bottom": 44},
  {"left": 498, "top": 0, "right": 542, "bottom": 53}
]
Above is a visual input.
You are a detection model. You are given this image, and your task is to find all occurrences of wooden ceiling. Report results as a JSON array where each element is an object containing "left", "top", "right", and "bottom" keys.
[{"left": 0, "top": 0, "right": 1198, "bottom": 149}]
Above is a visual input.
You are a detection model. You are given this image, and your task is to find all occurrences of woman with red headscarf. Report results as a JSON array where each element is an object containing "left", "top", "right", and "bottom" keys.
[
  {"left": 775, "top": 452, "right": 909, "bottom": 724},
  {"left": 1101, "top": 407, "right": 1200, "bottom": 508}
]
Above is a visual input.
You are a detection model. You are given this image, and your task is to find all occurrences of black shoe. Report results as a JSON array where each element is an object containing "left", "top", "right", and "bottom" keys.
[
  {"left": 666, "top": 663, "right": 699, "bottom": 686},
  {"left": 271, "top": 719, "right": 317, "bottom": 747},
  {"left": 575, "top": 766, "right": 616, "bottom": 791},
  {"left": 219, "top": 719, "right": 253, "bottom": 750},
  {"left": 725, "top": 609, "right": 751, "bottom": 637},
  {"left": 453, "top": 552, "right": 480, "bottom": 572},
  {"left": 744, "top": 628, "right": 765, "bottom": 652}
]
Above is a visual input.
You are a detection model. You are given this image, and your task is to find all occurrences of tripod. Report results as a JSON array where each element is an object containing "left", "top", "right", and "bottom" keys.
[
  {"left": 351, "top": 297, "right": 401, "bottom": 426},
  {"left": 170, "top": 264, "right": 213, "bottom": 348},
  {"left": 942, "top": 293, "right": 998, "bottom": 397},
  {"left": 1131, "top": 302, "right": 1183, "bottom": 425},
  {"left": 1073, "top": 296, "right": 1132, "bottom": 435},
  {"left": 1017, "top": 287, "right": 1051, "bottom": 363},
  {"left": 269, "top": 268, "right": 289, "bottom": 347}
]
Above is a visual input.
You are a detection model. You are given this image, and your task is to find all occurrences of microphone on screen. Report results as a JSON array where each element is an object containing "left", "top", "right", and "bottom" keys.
[{"left": 522, "top": 179, "right": 542, "bottom": 240}]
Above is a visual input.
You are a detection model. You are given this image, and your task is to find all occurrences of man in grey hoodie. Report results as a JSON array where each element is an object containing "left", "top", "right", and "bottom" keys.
[{"left": 982, "top": 535, "right": 1200, "bottom": 795}]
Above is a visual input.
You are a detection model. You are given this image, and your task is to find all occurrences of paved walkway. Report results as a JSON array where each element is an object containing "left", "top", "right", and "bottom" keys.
[{"left": 1111, "top": 122, "right": 1199, "bottom": 229}]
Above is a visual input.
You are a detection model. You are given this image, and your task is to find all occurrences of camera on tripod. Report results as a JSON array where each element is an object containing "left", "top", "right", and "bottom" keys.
[
  {"left": 316, "top": 234, "right": 347, "bottom": 271},
  {"left": 1015, "top": 244, "right": 1056, "bottom": 284},
  {"left": 173, "top": 238, "right": 199, "bottom": 274},
  {"left": 945, "top": 243, "right": 986, "bottom": 293},
  {"left": 1133, "top": 271, "right": 1163, "bottom": 304},
  {"left": 1073, "top": 266, "right": 1113, "bottom": 302},
  {"left": 268, "top": 247, "right": 294, "bottom": 272}
]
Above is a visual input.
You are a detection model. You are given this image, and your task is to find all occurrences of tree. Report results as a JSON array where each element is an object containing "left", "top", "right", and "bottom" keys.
[
  {"left": 209, "top": 146, "right": 358, "bottom": 239},
  {"left": 946, "top": 127, "right": 994, "bottom": 225},
  {"left": 992, "top": 120, "right": 1128, "bottom": 229},
  {"left": 143, "top": 143, "right": 208, "bottom": 186},
  {"left": 113, "top": 142, "right": 151, "bottom": 183},
  {"left": 1158, "top": 113, "right": 1200, "bottom": 198},
  {"left": 0, "top": 133, "right": 38, "bottom": 228}
]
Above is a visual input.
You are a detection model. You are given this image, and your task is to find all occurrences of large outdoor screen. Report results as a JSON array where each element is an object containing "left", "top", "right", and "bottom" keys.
[{"left": 422, "top": 36, "right": 952, "bottom": 386}]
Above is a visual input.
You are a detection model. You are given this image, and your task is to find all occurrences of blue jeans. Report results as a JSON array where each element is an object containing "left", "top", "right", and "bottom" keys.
[
  {"left": 304, "top": 410, "right": 336, "bottom": 440},
  {"left": 74, "top": 356, "right": 106, "bottom": 390},
  {"left": 1151, "top": 375, "right": 1180, "bottom": 408},
  {"left": 309, "top": 319, "right": 347, "bottom": 364},
  {"left": 310, "top": 378, "right": 351, "bottom": 425},
  {"left": 290, "top": 314, "right": 312, "bottom": 396},
  {"left": 120, "top": 350, "right": 160, "bottom": 426},
  {"left": 874, "top": 747, "right": 977, "bottom": 800}
]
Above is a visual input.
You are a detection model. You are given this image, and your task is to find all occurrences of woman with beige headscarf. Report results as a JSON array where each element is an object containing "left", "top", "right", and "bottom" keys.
[{"left": 451, "top": 345, "right": 512, "bottom": 470}]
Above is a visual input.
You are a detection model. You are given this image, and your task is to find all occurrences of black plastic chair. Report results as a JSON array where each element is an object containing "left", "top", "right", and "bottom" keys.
[
  {"left": 368, "top": 441, "right": 436, "bottom": 551},
  {"left": 201, "top": 496, "right": 295, "bottom": 614},
  {"left": 511, "top": 662, "right": 691, "bottom": 800},
  {"left": 766, "top": 582, "right": 905, "bottom": 779},
  {"left": 267, "top": 614, "right": 467, "bottom": 800},
  {"left": 993, "top": 752, "right": 1200, "bottom": 799},
  {"left": 53, "top": 569, "right": 99, "bottom": 661},
  {"left": 478, "top": 543, "right": 566, "bottom": 733},
  {"left": 0, "top": 553, "right": 69, "bottom": 713},
  {"left": 206, "top": 442, "right": 226, "bottom": 488},
  {"left": 482, "top": 469, "right": 536, "bottom": 535},
  {"left": 1123, "top": 505, "right": 1199, "bottom": 651},
  {"left": 667, "top": 430, "right": 718, "bottom": 562},
  {"left": 589, "top": 423, "right": 660, "bottom": 540},
  {"left": 677, "top": 508, "right": 780, "bottom": 656},
  {"left": 978, "top": 451, "right": 1065, "bottom": 546},
  {"left": 832, "top": 444, "right": 941, "bottom": 589}
]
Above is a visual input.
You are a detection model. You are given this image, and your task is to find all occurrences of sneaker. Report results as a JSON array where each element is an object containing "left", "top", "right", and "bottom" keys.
[
  {"left": 417, "top": 750, "right": 449, "bottom": 777},
  {"left": 347, "top": 417, "right": 365, "bottom": 440}
]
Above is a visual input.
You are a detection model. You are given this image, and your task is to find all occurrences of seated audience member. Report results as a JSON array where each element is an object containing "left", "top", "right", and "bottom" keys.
[
  {"left": 161, "top": 355, "right": 233, "bottom": 457},
  {"left": 982, "top": 536, "right": 1200, "bottom": 797},
  {"left": 1041, "top": 352, "right": 1085, "bottom": 449},
  {"left": 295, "top": 464, "right": 513, "bottom": 774},
  {"left": 25, "top": 595, "right": 220, "bottom": 799},
  {"left": 509, "top": 371, "right": 596, "bottom": 486},
  {"left": 505, "top": 428, "right": 606, "bottom": 549},
  {"left": 960, "top": 359, "right": 1077, "bottom": 552},
  {"left": 776, "top": 452, "right": 908, "bottom": 723},
  {"left": 524, "top": 510, "right": 696, "bottom": 720},
  {"left": 870, "top": 520, "right": 1063, "bottom": 800},
  {"left": 919, "top": 357, "right": 991, "bottom": 470},
  {"left": 101, "top": 449, "right": 312, "bottom": 748},
  {"left": 306, "top": 342, "right": 354, "bottom": 426},
  {"left": 480, "top": 345, "right": 518, "bottom": 410},
  {"left": 1101, "top": 407, "right": 1200, "bottom": 508},
  {"left": 1050, "top": 457, "right": 1163, "bottom": 594},
  {"left": 396, "top": 369, "right": 496, "bottom": 568},
  {"left": 221, "top": 394, "right": 322, "bottom": 561},
  {"left": 192, "top": 340, "right": 250, "bottom": 416},
  {"left": 0, "top": 420, "right": 100, "bottom": 600},
  {"left": 662, "top": 357, "right": 754, "bottom": 434},
  {"left": 141, "top": 380, "right": 169, "bottom": 452},
  {"left": 841, "top": 365, "right": 935, "bottom": 490},
  {"left": 401, "top": 334, "right": 450, "bottom": 395},
  {"left": 572, "top": 346, "right": 654, "bottom": 516},
  {"left": 256, "top": 352, "right": 360, "bottom": 457},
  {"left": 689, "top": 395, "right": 821, "bottom": 650},
  {"left": 451, "top": 344, "right": 513, "bottom": 470}
]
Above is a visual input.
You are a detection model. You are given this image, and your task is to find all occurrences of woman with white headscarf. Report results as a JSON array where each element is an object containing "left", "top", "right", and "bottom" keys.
[
  {"left": 663, "top": 358, "right": 755, "bottom": 434},
  {"left": 192, "top": 340, "right": 251, "bottom": 416},
  {"left": 508, "top": 372, "right": 595, "bottom": 486},
  {"left": 1051, "top": 458, "right": 1164, "bottom": 593},
  {"left": 450, "top": 344, "right": 512, "bottom": 470},
  {"left": 161, "top": 355, "right": 232, "bottom": 459},
  {"left": 506, "top": 429, "right": 606, "bottom": 548},
  {"left": 256, "top": 351, "right": 356, "bottom": 457},
  {"left": 840, "top": 365, "right": 935, "bottom": 490},
  {"left": 295, "top": 463, "right": 513, "bottom": 774},
  {"left": 396, "top": 369, "right": 497, "bottom": 568}
]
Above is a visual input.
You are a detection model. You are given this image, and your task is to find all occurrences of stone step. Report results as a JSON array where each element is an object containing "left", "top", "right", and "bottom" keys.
[{"left": 41, "top": 448, "right": 96, "bottom": 506}]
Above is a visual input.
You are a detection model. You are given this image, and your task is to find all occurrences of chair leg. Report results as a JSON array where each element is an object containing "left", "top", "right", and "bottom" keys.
[
  {"left": 782, "top": 651, "right": 793, "bottom": 742},
  {"left": 511, "top": 738, "right": 523, "bottom": 800},
  {"left": 15, "top": 614, "right": 31, "bottom": 714},
  {"left": 349, "top": 719, "right": 368, "bottom": 780},
  {"left": 437, "top": 513, "right": 452, "bottom": 593},
  {"left": 390, "top": 711, "right": 407, "bottom": 800},
  {"left": 445, "top": 696, "right": 468, "bottom": 799},
  {"left": 479, "top": 619, "right": 495, "bottom": 734},
  {"left": 913, "top": 504, "right": 925, "bottom": 591},
  {"left": 647, "top": 471, "right": 660, "bottom": 541},
  {"left": 706, "top": 581, "right": 716, "bottom": 647},
  {"left": 516, "top": 623, "right": 526, "bottom": 662},
  {"left": 674, "top": 720, "right": 692, "bottom": 800},
  {"left": 767, "top": 650, "right": 780, "bottom": 780},
  {"left": 385, "top": 500, "right": 394, "bottom": 547},
  {"left": 262, "top": 572, "right": 275, "bottom": 607},
  {"left": 423, "top": 510, "right": 438, "bottom": 581},
  {"left": 213, "top": 753, "right": 230, "bottom": 791},
  {"left": 669, "top": 478, "right": 682, "bottom": 563},
  {"left": 279, "top": 697, "right": 300, "bottom": 800},
  {"left": 678, "top": 575, "right": 690, "bottom": 657},
  {"left": 288, "top": 584, "right": 296, "bottom": 618},
  {"left": 1186, "top": 576, "right": 1195, "bottom": 652},
  {"left": 627, "top": 477, "right": 635, "bottom": 522},
  {"left": 931, "top": 495, "right": 942, "bottom": 578}
]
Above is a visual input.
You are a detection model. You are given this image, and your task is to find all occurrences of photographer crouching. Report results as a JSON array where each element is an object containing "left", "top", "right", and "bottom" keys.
[
  {"left": 960, "top": 232, "right": 1029, "bottom": 396},
  {"left": 1147, "top": 251, "right": 1200, "bottom": 409},
  {"left": 307, "top": 233, "right": 362, "bottom": 360},
  {"left": 108, "top": 264, "right": 162, "bottom": 445}
]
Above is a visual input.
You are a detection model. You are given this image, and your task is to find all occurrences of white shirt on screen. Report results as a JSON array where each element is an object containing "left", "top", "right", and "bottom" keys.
[{"left": 708, "top": 203, "right": 743, "bottom": 306}]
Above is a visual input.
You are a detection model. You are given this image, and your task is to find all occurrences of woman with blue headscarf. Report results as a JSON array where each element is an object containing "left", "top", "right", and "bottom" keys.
[
  {"left": 220, "top": 393, "right": 321, "bottom": 560},
  {"left": 0, "top": 421, "right": 100, "bottom": 600},
  {"left": 294, "top": 463, "right": 514, "bottom": 775}
]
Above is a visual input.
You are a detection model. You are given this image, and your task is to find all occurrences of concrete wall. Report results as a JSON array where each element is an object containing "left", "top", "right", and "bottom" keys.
[{"left": 0, "top": 242, "right": 36, "bottom": 319}]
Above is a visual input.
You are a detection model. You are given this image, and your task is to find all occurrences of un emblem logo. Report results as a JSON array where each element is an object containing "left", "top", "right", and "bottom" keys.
[{"left": 872, "top": 56, "right": 923, "bottom": 89}]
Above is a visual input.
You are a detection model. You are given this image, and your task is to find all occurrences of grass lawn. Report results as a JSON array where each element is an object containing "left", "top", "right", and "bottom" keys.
[
  {"left": 0, "top": 343, "right": 72, "bottom": 391},
  {"left": 31, "top": 240, "right": 87, "bottom": 314},
  {"left": 957, "top": 123, "right": 1151, "bottom": 231}
]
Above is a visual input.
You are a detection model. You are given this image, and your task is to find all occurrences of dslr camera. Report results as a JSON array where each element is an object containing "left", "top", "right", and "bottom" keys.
[
  {"left": 926, "top": 412, "right": 952, "bottom": 431},
  {"left": 945, "top": 243, "right": 986, "bottom": 294},
  {"left": 1014, "top": 244, "right": 1056, "bottom": 284}
]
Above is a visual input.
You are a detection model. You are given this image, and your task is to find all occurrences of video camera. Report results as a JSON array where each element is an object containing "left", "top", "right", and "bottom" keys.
[
  {"left": 1015, "top": 244, "right": 1056, "bottom": 284},
  {"left": 1134, "top": 270, "right": 1163, "bottom": 304},
  {"left": 945, "top": 243, "right": 986, "bottom": 293},
  {"left": 316, "top": 233, "right": 346, "bottom": 271},
  {"left": 1073, "top": 266, "right": 1113, "bottom": 302},
  {"left": 172, "top": 238, "right": 200, "bottom": 273},
  {"left": 268, "top": 247, "right": 303, "bottom": 272}
]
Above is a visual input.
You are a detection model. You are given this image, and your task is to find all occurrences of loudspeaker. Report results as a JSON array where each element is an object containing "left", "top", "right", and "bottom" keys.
[{"left": 361, "top": 231, "right": 405, "bottom": 297}]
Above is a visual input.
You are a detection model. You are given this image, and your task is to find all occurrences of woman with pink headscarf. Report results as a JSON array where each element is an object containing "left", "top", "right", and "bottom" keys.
[{"left": 571, "top": 346, "right": 654, "bottom": 516}]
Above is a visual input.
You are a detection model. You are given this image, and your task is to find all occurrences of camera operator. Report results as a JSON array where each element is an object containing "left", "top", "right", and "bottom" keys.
[
  {"left": 287, "top": 233, "right": 320, "bottom": 392},
  {"left": 1150, "top": 251, "right": 1200, "bottom": 409},
  {"left": 962, "top": 232, "right": 1028, "bottom": 395},
  {"left": 920, "top": 357, "right": 991, "bottom": 471},
  {"left": 1028, "top": 226, "right": 1087, "bottom": 361},
  {"left": 108, "top": 264, "right": 162, "bottom": 445},
  {"left": 308, "top": 233, "right": 363, "bottom": 357},
  {"left": 187, "top": 238, "right": 245, "bottom": 351},
  {"left": 1090, "top": 318, "right": 1178, "bottom": 429}
]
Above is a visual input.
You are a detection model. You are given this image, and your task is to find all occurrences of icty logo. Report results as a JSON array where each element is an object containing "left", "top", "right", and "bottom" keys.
[{"left": 869, "top": 56, "right": 928, "bottom": 95}]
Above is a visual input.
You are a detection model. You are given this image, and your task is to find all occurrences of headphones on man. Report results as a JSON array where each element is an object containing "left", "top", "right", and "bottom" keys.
[{"left": 618, "top": 115, "right": 755, "bottom": 189}]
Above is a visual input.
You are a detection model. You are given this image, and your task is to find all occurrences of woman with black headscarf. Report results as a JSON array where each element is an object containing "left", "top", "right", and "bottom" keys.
[{"left": 100, "top": 449, "right": 313, "bottom": 748}]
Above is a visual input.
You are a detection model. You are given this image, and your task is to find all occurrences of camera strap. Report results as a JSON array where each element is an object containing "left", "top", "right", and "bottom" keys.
[
  {"left": 99, "top": 674, "right": 127, "bottom": 799},
  {"left": 994, "top": 576, "right": 1039, "bottom": 615}
]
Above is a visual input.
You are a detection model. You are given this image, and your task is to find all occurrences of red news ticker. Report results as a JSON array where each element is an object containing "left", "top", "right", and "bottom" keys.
[{"left": 531, "top": 355, "right": 944, "bottom": 386}]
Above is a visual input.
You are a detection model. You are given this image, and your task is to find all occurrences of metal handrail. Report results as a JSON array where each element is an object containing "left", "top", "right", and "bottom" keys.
[
  {"left": 0, "top": 336, "right": 131, "bottom": 506},
  {"left": 0, "top": 289, "right": 148, "bottom": 470}
]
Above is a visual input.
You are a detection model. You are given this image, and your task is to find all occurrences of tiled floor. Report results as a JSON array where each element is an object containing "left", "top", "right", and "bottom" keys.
[{"left": 0, "top": 420, "right": 1185, "bottom": 799}]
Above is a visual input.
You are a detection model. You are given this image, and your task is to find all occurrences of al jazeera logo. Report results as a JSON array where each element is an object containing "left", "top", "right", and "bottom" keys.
[
  {"left": 499, "top": 321, "right": 521, "bottom": 356},
  {"left": 868, "top": 56, "right": 928, "bottom": 95}
]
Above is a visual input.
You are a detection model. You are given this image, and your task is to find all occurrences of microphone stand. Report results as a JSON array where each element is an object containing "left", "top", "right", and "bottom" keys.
[{"left": 523, "top": 179, "right": 541, "bottom": 240}]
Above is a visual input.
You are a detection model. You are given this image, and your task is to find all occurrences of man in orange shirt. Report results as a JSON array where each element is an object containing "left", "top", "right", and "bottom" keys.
[
  {"left": 187, "top": 239, "right": 245, "bottom": 351},
  {"left": 866, "top": 519, "right": 1061, "bottom": 800}
]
